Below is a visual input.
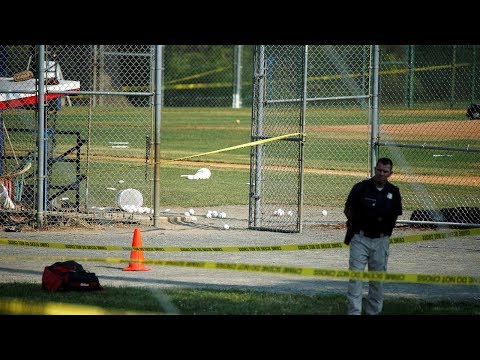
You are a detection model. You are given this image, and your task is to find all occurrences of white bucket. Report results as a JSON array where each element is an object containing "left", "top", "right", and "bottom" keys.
[{"left": 116, "top": 188, "right": 143, "bottom": 211}]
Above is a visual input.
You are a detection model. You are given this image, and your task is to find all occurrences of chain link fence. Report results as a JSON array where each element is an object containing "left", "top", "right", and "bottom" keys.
[
  {"left": 0, "top": 45, "right": 156, "bottom": 227},
  {"left": 249, "top": 45, "right": 306, "bottom": 232},
  {"left": 379, "top": 45, "right": 480, "bottom": 226},
  {"left": 0, "top": 45, "right": 254, "bottom": 228},
  {"left": 0, "top": 44, "right": 478, "bottom": 230},
  {"left": 249, "top": 45, "right": 372, "bottom": 232},
  {"left": 164, "top": 45, "right": 252, "bottom": 108},
  {"left": 249, "top": 45, "right": 479, "bottom": 231}
]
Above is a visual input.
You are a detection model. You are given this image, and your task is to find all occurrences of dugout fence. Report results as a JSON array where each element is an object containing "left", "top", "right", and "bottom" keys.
[{"left": 0, "top": 45, "right": 478, "bottom": 230}]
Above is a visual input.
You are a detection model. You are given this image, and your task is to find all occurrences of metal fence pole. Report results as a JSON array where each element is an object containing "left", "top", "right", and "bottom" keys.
[
  {"left": 407, "top": 45, "right": 415, "bottom": 109},
  {"left": 251, "top": 45, "right": 265, "bottom": 228},
  {"left": 92, "top": 45, "right": 98, "bottom": 107},
  {"left": 232, "top": 45, "right": 243, "bottom": 108},
  {"left": 298, "top": 45, "right": 308, "bottom": 233},
  {"left": 36, "top": 45, "right": 46, "bottom": 227},
  {"left": 471, "top": 45, "right": 477, "bottom": 104},
  {"left": 153, "top": 45, "right": 164, "bottom": 228},
  {"left": 370, "top": 45, "right": 380, "bottom": 174}
]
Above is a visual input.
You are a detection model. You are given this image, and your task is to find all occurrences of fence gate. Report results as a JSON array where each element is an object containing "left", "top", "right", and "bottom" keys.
[
  {"left": 249, "top": 45, "right": 307, "bottom": 233},
  {"left": 249, "top": 45, "right": 374, "bottom": 232}
]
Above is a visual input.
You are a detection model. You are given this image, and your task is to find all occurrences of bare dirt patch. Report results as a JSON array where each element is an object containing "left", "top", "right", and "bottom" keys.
[{"left": 308, "top": 120, "right": 479, "bottom": 140}]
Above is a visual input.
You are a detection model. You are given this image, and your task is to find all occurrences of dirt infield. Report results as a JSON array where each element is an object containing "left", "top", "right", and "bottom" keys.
[{"left": 308, "top": 120, "right": 479, "bottom": 140}]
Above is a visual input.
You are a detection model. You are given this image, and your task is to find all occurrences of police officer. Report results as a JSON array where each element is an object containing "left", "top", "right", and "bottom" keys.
[{"left": 344, "top": 157, "right": 403, "bottom": 315}]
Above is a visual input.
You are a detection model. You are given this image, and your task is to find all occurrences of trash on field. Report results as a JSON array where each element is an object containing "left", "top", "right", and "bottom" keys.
[{"left": 181, "top": 168, "right": 211, "bottom": 180}]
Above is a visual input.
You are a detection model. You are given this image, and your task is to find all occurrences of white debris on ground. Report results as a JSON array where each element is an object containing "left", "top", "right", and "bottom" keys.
[
  {"left": 273, "top": 208, "right": 298, "bottom": 216},
  {"left": 273, "top": 208, "right": 285, "bottom": 216},
  {"left": 180, "top": 168, "right": 211, "bottom": 180},
  {"left": 205, "top": 210, "right": 228, "bottom": 219}
]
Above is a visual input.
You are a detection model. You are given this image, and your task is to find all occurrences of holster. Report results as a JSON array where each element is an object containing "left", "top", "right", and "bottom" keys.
[{"left": 344, "top": 220, "right": 354, "bottom": 245}]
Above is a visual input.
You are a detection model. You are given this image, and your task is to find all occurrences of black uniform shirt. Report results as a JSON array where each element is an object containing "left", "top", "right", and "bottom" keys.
[{"left": 345, "top": 177, "right": 403, "bottom": 237}]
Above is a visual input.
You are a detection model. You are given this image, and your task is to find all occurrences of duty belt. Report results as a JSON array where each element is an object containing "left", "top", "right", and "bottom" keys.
[{"left": 359, "top": 230, "right": 385, "bottom": 238}]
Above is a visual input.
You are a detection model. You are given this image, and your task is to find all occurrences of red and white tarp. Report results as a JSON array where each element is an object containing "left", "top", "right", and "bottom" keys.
[{"left": 0, "top": 77, "right": 80, "bottom": 110}]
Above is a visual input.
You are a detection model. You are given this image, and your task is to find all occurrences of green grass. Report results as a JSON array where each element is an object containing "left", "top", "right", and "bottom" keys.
[
  {"left": 0, "top": 282, "right": 478, "bottom": 315},
  {"left": 6, "top": 106, "right": 479, "bottom": 210}
]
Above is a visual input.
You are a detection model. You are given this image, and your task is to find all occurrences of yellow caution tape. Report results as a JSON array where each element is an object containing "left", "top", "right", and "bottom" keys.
[
  {"left": 0, "top": 254, "right": 478, "bottom": 286},
  {"left": 165, "top": 132, "right": 303, "bottom": 162},
  {"left": 83, "top": 132, "right": 303, "bottom": 176},
  {"left": 0, "top": 297, "right": 163, "bottom": 315},
  {"left": 121, "top": 63, "right": 470, "bottom": 92},
  {"left": 1, "top": 227, "right": 479, "bottom": 252},
  {"left": 389, "top": 227, "right": 480, "bottom": 244}
]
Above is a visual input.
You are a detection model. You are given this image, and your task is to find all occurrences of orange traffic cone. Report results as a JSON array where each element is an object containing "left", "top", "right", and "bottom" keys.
[{"left": 123, "top": 228, "right": 151, "bottom": 271}]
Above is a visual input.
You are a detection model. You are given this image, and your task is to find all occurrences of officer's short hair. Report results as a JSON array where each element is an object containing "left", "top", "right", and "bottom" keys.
[{"left": 377, "top": 157, "right": 393, "bottom": 169}]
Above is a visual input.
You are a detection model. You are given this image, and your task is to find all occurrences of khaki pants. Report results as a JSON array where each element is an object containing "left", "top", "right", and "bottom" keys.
[{"left": 347, "top": 232, "right": 390, "bottom": 315}]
